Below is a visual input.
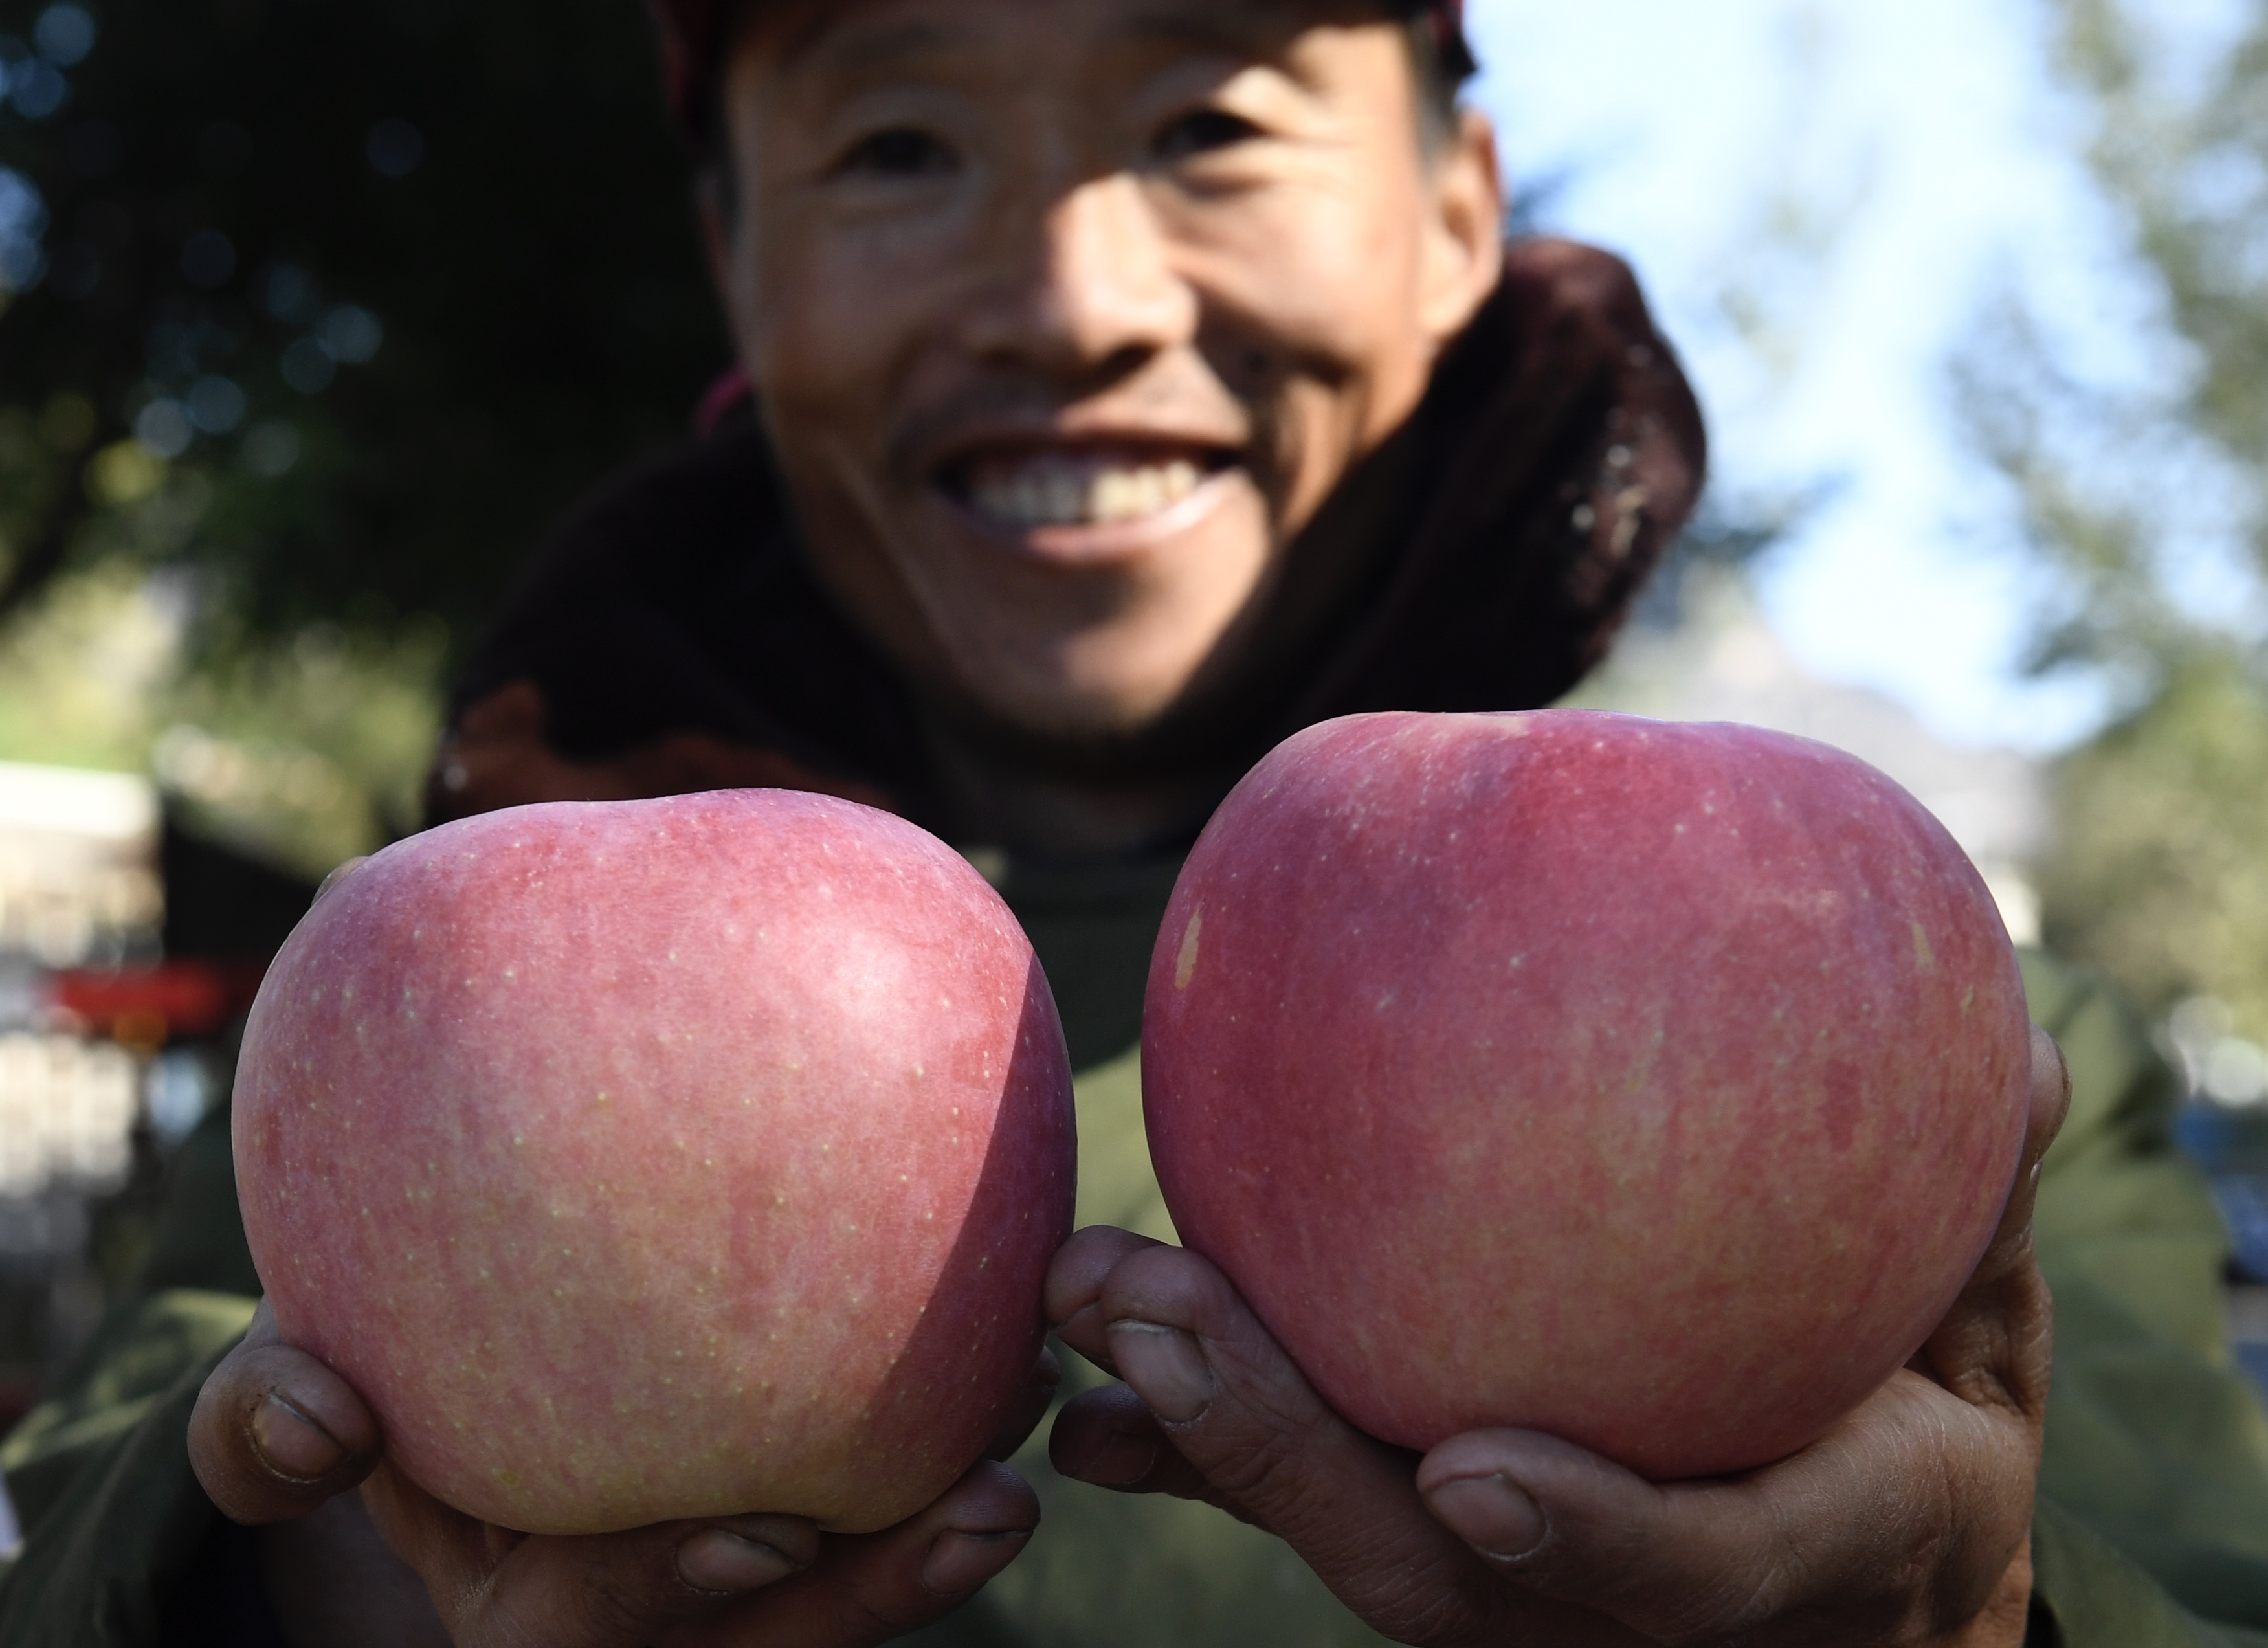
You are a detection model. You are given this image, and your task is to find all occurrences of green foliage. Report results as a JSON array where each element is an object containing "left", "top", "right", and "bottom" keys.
[
  {"left": 0, "top": 566, "right": 445, "bottom": 878},
  {"left": 2052, "top": 0, "right": 2268, "bottom": 517},
  {"left": 0, "top": 564, "right": 177, "bottom": 770},
  {"left": 0, "top": 0, "right": 726, "bottom": 638},
  {"left": 153, "top": 618, "right": 448, "bottom": 878},
  {"left": 1998, "top": 0, "right": 2268, "bottom": 1034},
  {"left": 2043, "top": 649, "right": 2268, "bottom": 1025}
]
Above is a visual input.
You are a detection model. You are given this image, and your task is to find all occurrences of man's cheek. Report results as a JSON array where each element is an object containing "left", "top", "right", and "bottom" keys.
[
  {"left": 751, "top": 320, "right": 900, "bottom": 472},
  {"left": 746, "top": 245, "right": 928, "bottom": 410},
  {"left": 1241, "top": 377, "right": 1392, "bottom": 540},
  {"left": 1190, "top": 194, "right": 1421, "bottom": 351}
]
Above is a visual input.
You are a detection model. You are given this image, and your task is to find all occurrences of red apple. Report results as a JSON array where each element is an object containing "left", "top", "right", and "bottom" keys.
[
  {"left": 235, "top": 790, "right": 1074, "bottom": 1535},
  {"left": 1142, "top": 710, "right": 2031, "bottom": 1480}
]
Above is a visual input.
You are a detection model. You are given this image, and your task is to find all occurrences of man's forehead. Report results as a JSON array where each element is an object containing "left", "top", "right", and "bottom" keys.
[
  {"left": 650, "top": 0, "right": 1466, "bottom": 144},
  {"left": 769, "top": 1, "right": 1362, "bottom": 79}
]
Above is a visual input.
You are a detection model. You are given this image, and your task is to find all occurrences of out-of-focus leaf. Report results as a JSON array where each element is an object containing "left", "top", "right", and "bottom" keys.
[{"left": 0, "top": 0, "right": 727, "bottom": 652}]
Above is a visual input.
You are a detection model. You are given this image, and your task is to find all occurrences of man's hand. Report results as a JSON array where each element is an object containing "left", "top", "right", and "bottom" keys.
[
  {"left": 189, "top": 1306, "right": 1052, "bottom": 1647},
  {"left": 1047, "top": 1025, "right": 2071, "bottom": 1648}
]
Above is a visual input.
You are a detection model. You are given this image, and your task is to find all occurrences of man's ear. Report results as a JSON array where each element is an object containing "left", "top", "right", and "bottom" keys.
[
  {"left": 1417, "top": 107, "right": 1506, "bottom": 345},
  {"left": 698, "top": 165, "right": 768, "bottom": 370}
]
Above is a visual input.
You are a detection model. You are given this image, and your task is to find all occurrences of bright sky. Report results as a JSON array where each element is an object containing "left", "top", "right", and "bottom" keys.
[{"left": 1465, "top": 0, "right": 2214, "bottom": 753}]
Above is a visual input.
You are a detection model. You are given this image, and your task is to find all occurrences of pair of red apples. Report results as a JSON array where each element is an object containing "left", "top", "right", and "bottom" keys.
[{"left": 234, "top": 710, "right": 2032, "bottom": 1538}]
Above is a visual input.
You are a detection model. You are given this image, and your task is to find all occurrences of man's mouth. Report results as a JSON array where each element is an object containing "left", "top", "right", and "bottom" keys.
[{"left": 940, "top": 445, "right": 1229, "bottom": 532}]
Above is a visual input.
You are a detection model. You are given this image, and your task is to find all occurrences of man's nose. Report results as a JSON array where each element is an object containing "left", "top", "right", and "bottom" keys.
[{"left": 964, "top": 173, "right": 1196, "bottom": 377}]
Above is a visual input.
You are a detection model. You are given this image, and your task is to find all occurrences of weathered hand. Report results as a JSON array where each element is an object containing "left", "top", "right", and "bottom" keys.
[
  {"left": 189, "top": 1303, "right": 1053, "bottom": 1646},
  {"left": 1047, "top": 1025, "right": 2071, "bottom": 1648}
]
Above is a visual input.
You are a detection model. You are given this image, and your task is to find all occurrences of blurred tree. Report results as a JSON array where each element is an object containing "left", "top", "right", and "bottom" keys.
[
  {"left": 0, "top": 0, "right": 729, "bottom": 631},
  {"left": 1973, "top": 0, "right": 2268, "bottom": 1034},
  {"left": 0, "top": 0, "right": 729, "bottom": 871},
  {"left": 2045, "top": 652, "right": 2268, "bottom": 1032}
]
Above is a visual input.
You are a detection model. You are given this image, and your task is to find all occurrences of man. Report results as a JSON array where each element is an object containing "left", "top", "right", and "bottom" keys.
[{"left": 3, "top": 1, "right": 2267, "bottom": 1643}]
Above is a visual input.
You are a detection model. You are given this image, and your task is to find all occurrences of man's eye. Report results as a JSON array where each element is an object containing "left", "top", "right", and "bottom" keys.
[
  {"left": 836, "top": 128, "right": 957, "bottom": 179},
  {"left": 1153, "top": 109, "right": 1262, "bottom": 162}
]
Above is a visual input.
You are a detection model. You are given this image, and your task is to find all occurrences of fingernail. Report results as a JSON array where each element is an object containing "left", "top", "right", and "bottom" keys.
[
  {"left": 250, "top": 1393, "right": 347, "bottom": 1481},
  {"left": 1427, "top": 1473, "right": 1547, "bottom": 1562},
  {"left": 1069, "top": 1427, "right": 1160, "bottom": 1487},
  {"left": 1054, "top": 1304, "right": 1117, "bottom": 1374},
  {"left": 313, "top": 857, "right": 369, "bottom": 905},
  {"left": 1106, "top": 1321, "right": 1214, "bottom": 1424},
  {"left": 922, "top": 1528, "right": 1028, "bottom": 1596},
  {"left": 678, "top": 1528, "right": 799, "bottom": 1594}
]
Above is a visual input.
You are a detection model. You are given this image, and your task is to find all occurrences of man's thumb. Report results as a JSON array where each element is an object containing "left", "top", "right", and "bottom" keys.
[{"left": 1417, "top": 1428, "right": 1807, "bottom": 1645}]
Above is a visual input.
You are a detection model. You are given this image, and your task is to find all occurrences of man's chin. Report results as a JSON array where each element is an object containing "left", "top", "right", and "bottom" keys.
[
  {"left": 951, "top": 679, "right": 1186, "bottom": 749},
  {"left": 915, "top": 648, "right": 1234, "bottom": 760}
]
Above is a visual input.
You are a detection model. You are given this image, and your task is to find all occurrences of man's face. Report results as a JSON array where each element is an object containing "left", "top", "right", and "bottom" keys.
[{"left": 711, "top": 0, "right": 1503, "bottom": 742}]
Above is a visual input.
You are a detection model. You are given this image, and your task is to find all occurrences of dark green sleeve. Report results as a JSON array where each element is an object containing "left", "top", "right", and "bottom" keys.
[
  {"left": 0, "top": 1093, "right": 264, "bottom": 1647},
  {"left": 2033, "top": 1500, "right": 2268, "bottom": 1647},
  {"left": 0, "top": 1294, "right": 252, "bottom": 1647},
  {"left": 2025, "top": 951, "right": 2268, "bottom": 1631}
]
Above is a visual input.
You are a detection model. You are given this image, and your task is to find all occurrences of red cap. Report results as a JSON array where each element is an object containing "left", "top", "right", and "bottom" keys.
[{"left": 651, "top": 1, "right": 1473, "bottom": 150}]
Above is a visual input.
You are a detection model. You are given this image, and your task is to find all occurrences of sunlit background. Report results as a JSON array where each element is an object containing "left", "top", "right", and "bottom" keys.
[
  {"left": 1481, "top": 0, "right": 2135, "bottom": 751},
  {"left": 4, "top": 0, "right": 2268, "bottom": 1456}
]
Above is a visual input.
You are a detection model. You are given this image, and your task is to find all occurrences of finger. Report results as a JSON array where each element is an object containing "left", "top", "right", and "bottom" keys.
[
  {"left": 314, "top": 856, "right": 371, "bottom": 905},
  {"left": 361, "top": 1462, "right": 819, "bottom": 1648},
  {"left": 1048, "top": 1382, "right": 1218, "bottom": 1505},
  {"left": 2009, "top": 1025, "right": 2074, "bottom": 1234},
  {"left": 1419, "top": 1372, "right": 2030, "bottom": 1646},
  {"left": 1045, "top": 1225, "right": 1163, "bottom": 1376},
  {"left": 190, "top": 1300, "right": 383, "bottom": 1525},
  {"left": 1915, "top": 1026, "right": 2070, "bottom": 1416},
  {"left": 984, "top": 1346, "right": 1062, "bottom": 1462},
  {"left": 676, "top": 1461, "right": 1040, "bottom": 1648},
  {"left": 1415, "top": 1035, "right": 2066, "bottom": 1644},
  {"left": 1977, "top": 1025, "right": 2072, "bottom": 1253},
  {"left": 1091, "top": 1243, "right": 1586, "bottom": 1646}
]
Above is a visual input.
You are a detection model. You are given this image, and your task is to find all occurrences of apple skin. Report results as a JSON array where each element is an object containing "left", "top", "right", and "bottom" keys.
[
  {"left": 1142, "top": 710, "right": 2032, "bottom": 1480},
  {"left": 235, "top": 790, "right": 1075, "bottom": 1536}
]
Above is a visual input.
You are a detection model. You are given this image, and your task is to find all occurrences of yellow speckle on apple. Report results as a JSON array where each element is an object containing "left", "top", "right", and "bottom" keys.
[{"left": 1175, "top": 908, "right": 1203, "bottom": 991}]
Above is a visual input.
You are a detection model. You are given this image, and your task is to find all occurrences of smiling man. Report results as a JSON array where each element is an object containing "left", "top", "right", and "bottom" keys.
[
  {"left": 431, "top": 0, "right": 1637, "bottom": 869},
  {"left": 5, "top": 1, "right": 2268, "bottom": 1646}
]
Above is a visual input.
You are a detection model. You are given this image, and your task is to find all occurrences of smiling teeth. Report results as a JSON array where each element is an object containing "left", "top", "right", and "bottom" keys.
[{"left": 969, "top": 456, "right": 1206, "bottom": 529}]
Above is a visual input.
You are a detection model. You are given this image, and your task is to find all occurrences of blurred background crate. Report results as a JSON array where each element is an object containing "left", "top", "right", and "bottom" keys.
[
  {"left": 2173, "top": 1051, "right": 2268, "bottom": 1390},
  {"left": 0, "top": 758, "right": 157, "bottom": 1429},
  {"left": 0, "top": 757, "right": 303, "bottom": 1436},
  {"left": 0, "top": 759, "right": 158, "bottom": 967}
]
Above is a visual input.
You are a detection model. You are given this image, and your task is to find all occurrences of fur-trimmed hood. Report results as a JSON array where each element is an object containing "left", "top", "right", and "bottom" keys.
[{"left": 428, "top": 237, "right": 1706, "bottom": 846}]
